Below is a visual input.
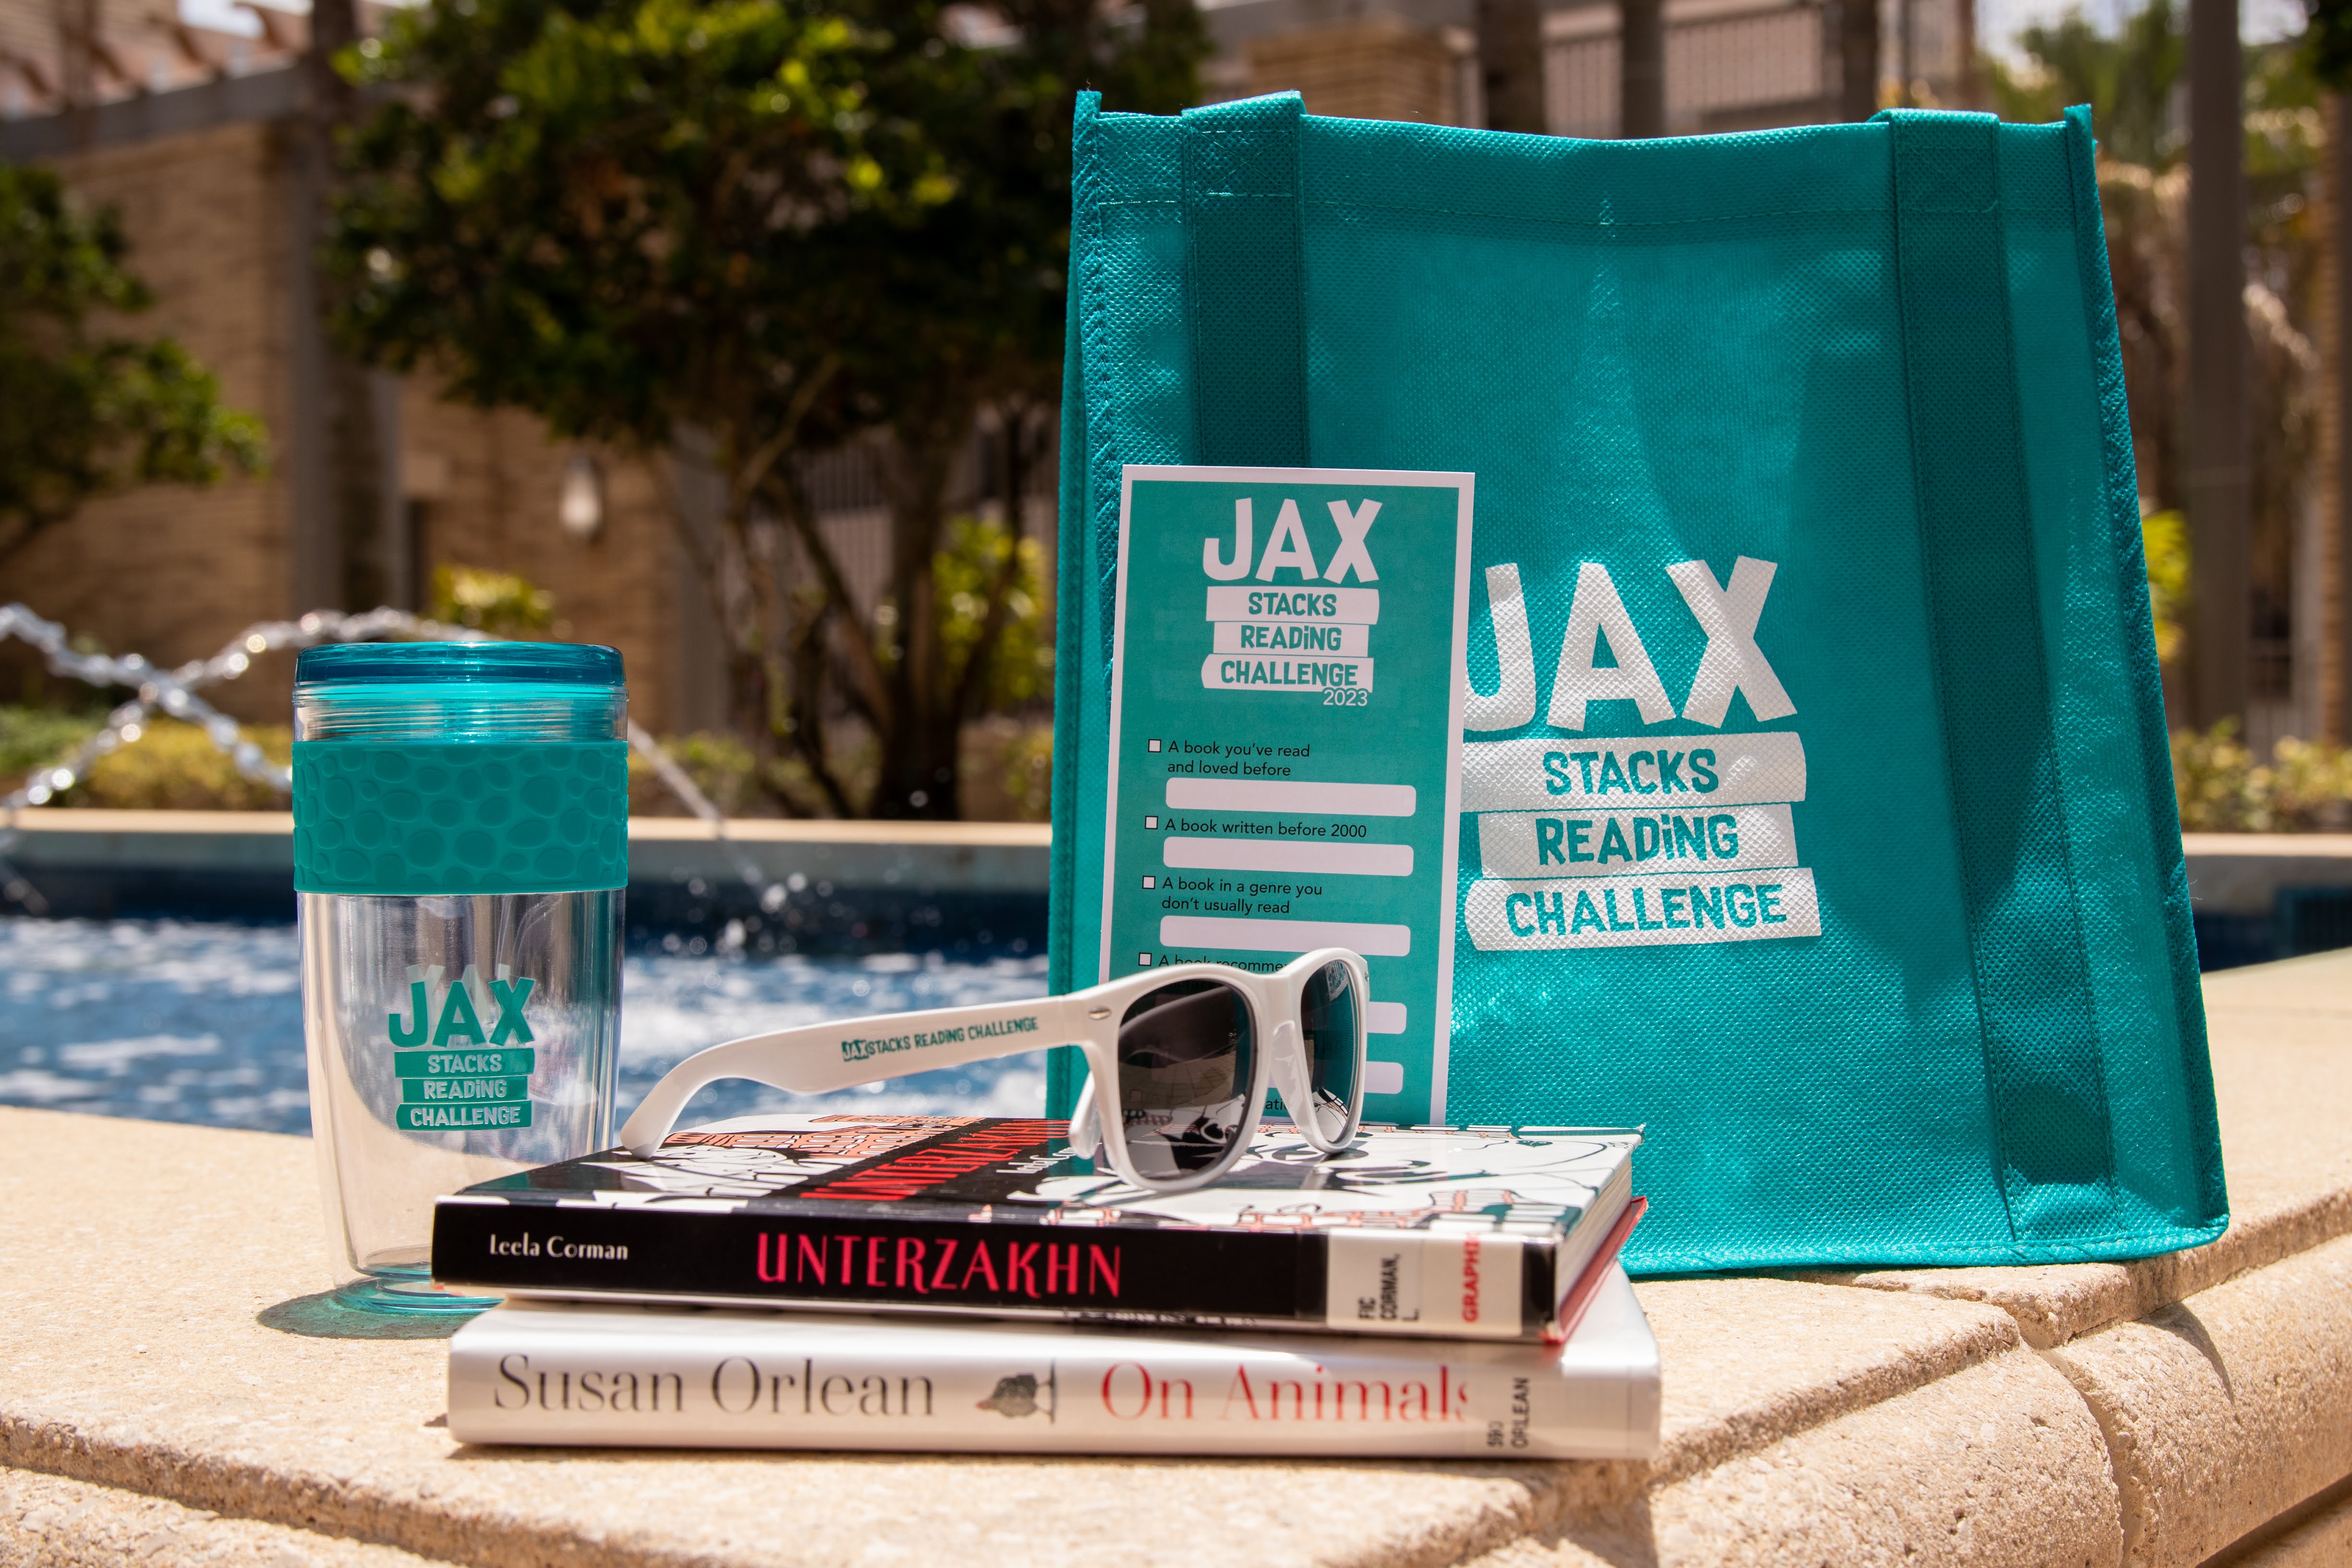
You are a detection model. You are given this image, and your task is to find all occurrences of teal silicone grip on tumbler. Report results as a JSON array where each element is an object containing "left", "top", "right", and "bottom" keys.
[
  {"left": 291, "top": 642, "right": 630, "bottom": 896},
  {"left": 292, "top": 741, "right": 629, "bottom": 895}
]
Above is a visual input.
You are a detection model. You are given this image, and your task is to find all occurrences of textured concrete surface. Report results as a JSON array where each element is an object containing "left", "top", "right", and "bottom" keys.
[
  {"left": 2043, "top": 1231, "right": 2352, "bottom": 1568},
  {"left": 2230, "top": 1479, "right": 2352, "bottom": 1567},
  {"left": 6, "top": 949, "right": 2352, "bottom": 1566},
  {"left": 0, "top": 1106, "right": 2084, "bottom": 1568},
  {"left": 0, "top": 1467, "right": 449, "bottom": 1567},
  {"left": 1817, "top": 948, "right": 2352, "bottom": 1349},
  {"left": 1471, "top": 1350, "right": 2121, "bottom": 1568}
]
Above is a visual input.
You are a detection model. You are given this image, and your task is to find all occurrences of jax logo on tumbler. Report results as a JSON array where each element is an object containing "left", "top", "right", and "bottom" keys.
[
  {"left": 1457, "top": 557, "right": 1818, "bottom": 951},
  {"left": 388, "top": 963, "right": 539, "bottom": 1129}
]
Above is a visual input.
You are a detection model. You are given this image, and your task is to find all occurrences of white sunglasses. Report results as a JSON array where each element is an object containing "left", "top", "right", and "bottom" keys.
[{"left": 618, "top": 948, "right": 1371, "bottom": 1194}]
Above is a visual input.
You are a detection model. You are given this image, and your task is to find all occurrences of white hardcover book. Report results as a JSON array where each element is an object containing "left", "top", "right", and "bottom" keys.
[{"left": 447, "top": 1267, "right": 1661, "bottom": 1459}]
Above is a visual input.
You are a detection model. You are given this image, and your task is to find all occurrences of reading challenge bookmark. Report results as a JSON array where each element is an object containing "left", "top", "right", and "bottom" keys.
[{"left": 1101, "top": 465, "right": 1475, "bottom": 1125}]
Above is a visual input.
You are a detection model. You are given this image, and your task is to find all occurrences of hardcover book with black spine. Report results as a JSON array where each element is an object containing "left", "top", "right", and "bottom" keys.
[{"left": 433, "top": 1115, "right": 1640, "bottom": 1341}]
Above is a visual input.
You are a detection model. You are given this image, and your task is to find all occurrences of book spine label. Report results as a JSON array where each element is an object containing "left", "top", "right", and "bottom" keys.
[
  {"left": 447, "top": 1322, "right": 1650, "bottom": 1458},
  {"left": 435, "top": 1201, "right": 1551, "bottom": 1337},
  {"left": 1324, "top": 1228, "right": 1532, "bottom": 1339}
]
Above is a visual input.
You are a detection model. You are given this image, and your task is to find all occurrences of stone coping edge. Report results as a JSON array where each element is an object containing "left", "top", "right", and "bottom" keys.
[
  {"left": 0, "top": 1465, "right": 457, "bottom": 1567},
  {"left": 0, "top": 1305, "right": 2030, "bottom": 1568},
  {"left": 1800, "top": 1183, "right": 2352, "bottom": 1350},
  {"left": 2180, "top": 832, "right": 2352, "bottom": 857},
  {"left": 0, "top": 1414, "right": 1638, "bottom": 1568}
]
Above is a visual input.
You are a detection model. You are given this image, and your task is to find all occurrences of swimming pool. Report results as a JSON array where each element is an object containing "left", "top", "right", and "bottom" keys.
[{"left": 0, "top": 917, "right": 1050, "bottom": 1135}]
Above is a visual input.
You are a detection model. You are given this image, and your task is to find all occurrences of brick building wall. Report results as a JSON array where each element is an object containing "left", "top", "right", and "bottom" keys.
[
  {"left": 1247, "top": 17, "right": 1461, "bottom": 123},
  {"left": 0, "top": 92, "right": 706, "bottom": 732},
  {"left": 400, "top": 393, "right": 696, "bottom": 734},
  {"left": 0, "top": 117, "right": 297, "bottom": 719}
]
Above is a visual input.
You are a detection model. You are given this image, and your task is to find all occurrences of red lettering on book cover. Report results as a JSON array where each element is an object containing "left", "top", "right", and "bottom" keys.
[
  {"left": 810, "top": 1120, "right": 1059, "bottom": 1201},
  {"left": 1220, "top": 1366, "right": 1465, "bottom": 1422},
  {"left": 746, "top": 1230, "right": 1121, "bottom": 1299}
]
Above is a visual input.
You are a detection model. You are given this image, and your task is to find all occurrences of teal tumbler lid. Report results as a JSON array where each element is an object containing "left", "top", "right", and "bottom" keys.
[{"left": 295, "top": 641, "right": 623, "bottom": 690}]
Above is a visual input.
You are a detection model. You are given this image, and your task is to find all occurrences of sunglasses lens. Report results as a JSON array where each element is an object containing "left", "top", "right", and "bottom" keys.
[
  {"left": 1299, "top": 959, "right": 1362, "bottom": 1139},
  {"left": 1115, "top": 979, "right": 1255, "bottom": 1179}
]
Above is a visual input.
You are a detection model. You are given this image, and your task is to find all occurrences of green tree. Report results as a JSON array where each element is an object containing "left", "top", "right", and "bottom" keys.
[
  {"left": 2307, "top": 0, "right": 2352, "bottom": 89},
  {"left": 1984, "top": 12, "right": 2320, "bottom": 667},
  {"left": 332, "top": 0, "right": 1200, "bottom": 817},
  {"left": 777, "top": 0, "right": 1198, "bottom": 817},
  {"left": 1983, "top": 0, "right": 2185, "bottom": 167},
  {"left": 0, "top": 163, "right": 266, "bottom": 566}
]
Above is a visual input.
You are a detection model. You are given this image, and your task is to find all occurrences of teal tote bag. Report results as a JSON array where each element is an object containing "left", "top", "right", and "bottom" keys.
[{"left": 1046, "top": 92, "right": 2228, "bottom": 1271}]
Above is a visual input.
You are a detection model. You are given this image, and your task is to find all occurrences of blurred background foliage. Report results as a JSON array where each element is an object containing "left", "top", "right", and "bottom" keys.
[
  {"left": 15, "top": 0, "right": 2352, "bottom": 831},
  {"left": 328, "top": 0, "right": 1197, "bottom": 818},
  {"left": 0, "top": 164, "right": 266, "bottom": 567},
  {"left": 428, "top": 563, "right": 557, "bottom": 637}
]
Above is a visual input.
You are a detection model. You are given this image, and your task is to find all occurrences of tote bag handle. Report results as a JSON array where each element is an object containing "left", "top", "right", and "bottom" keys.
[
  {"left": 1879, "top": 109, "right": 2116, "bottom": 1237},
  {"left": 1183, "top": 92, "right": 1309, "bottom": 466}
]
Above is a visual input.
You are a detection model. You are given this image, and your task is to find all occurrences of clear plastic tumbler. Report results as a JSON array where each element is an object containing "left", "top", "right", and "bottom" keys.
[{"left": 293, "top": 643, "right": 628, "bottom": 1313}]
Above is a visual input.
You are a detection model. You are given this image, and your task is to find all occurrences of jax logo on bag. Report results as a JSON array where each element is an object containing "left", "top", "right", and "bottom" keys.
[
  {"left": 1458, "top": 558, "right": 1817, "bottom": 952},
  {"left": 387, "top": 963, "right": 538, "bottom": 1129}
]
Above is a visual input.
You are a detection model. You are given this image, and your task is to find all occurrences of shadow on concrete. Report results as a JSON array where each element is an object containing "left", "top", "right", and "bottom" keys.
[
  {"left": 258, "top": 1290, "right": 475, "bottom": 1341},
  {"left": 2147, "top": 1300, "right": 2235, "bottom": 1399}
]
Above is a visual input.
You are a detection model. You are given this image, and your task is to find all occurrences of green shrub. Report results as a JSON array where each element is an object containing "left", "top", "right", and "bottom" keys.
[
  {"left": 0, "top": 706, "right": 102, "bottom": 791},
  {"left": 626, "top": 731, "right": 762, "bottom": 817},
  {"left": 932, "top": 516, "right": 1055, "bottom": 711},
  {"left": 49, "top": 717, "right": 292, "bottom": 811},
  {"left": 2143, "top": 509, "right": 2188, "bottom": 666},
  {"left": 429, "top": 563, "right": 554, "bottom": 635},
  {"left": 2172, "top": 722, "right": 2352, "bottom": 832},
  {"left": 978, "top": 721, "right": 1052, "bottom": 823}
]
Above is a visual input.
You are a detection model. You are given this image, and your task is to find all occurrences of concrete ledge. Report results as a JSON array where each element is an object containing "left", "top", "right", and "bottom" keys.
[
  {"left": 0, "top": 810, "right": 1052, "bottom": 943},
  {"left": 2, "top": 952, "right": 2351, "bottom": 1565},
  {"left": 625, "top": 815, "right": 1049, "bottom": 893},
  {"left": 2, "top": 809, "right": 1049, "bottom": 891},
  {"left": 10, "top": 812, "right": 2341, "bottom": 934},
  {"left": 2229, "top": 1477, "right": 2352, "bottom": 1566},
  {"left": 0, "top": 1107, "right": 2092, "bottom": 1568},
  {"left": 1808, "top": 947, "right": 2352, "bottom": 1349},
  {"left": 0, "top": 1467, "right": 451, "bottom": 1567},
  {"left": 2039, "top": 1232, "right": 2352, "bottom": 1568},
  {"left": 2181, "top": 833, "right": 2352, "bottom": 915},
  {"left": 1482, "top": 1351, "right": 2121, "bottom": 1568}
]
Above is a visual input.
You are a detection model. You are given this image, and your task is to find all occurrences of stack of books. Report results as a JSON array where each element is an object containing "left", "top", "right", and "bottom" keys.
[{"left": 432, "top": 1116, "right": 1659, "bottom": 1458}]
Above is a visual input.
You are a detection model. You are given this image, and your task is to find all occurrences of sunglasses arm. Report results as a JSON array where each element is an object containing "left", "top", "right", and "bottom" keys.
[{"left": 618, "top": 995, "right": 1084, "bottom": 1155}]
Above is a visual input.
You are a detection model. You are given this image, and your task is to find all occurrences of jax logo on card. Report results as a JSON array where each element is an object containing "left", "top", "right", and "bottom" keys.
[
  {"left": 387, "top": 963, "right": 538, "bottom": 1130},
  {"left": 1458, "top": 557, "right": 1818, "bottom": 952},
  {"left": 1199, "top": 496, "right": 1382, "bottom": 703}
]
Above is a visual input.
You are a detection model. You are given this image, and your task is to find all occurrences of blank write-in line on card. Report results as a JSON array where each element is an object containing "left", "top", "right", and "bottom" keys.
[
  {"left": 1164, "top": 778, "right": 1417, "bottom": 816},
  {"left": 1162, "top": 837, "right": 1413, "bottom": 877},
  {"left": 1158, "top": 914, "right": 1412, "bottom": 958}
]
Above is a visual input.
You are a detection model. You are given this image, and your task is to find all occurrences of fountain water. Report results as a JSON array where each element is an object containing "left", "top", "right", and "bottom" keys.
[
  {"left": 0, "top": 606, "right": 1052, "bottom": 1131},
  {"left": 0, "top": 603, "right": 775, "bottom": 912}
]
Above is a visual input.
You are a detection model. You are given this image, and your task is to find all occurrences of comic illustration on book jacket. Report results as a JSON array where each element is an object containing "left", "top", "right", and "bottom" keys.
[{"left": 469, "top": 1115, "right": 1638, "bottom": 1237}]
